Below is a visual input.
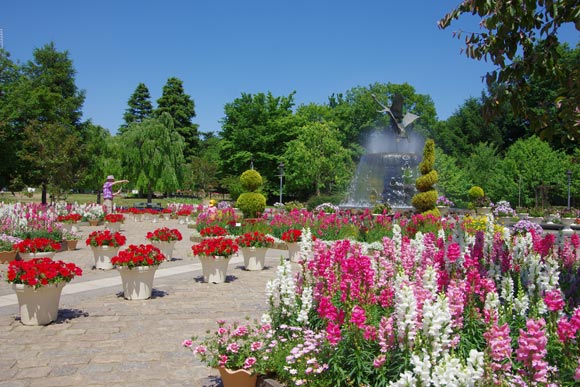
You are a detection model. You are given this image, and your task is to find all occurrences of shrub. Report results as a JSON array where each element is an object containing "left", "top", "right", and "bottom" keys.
[
  {"left": 236, "top": 192, "right": 266, "bottom": 218},
  {"left": 240, "top": 170, "right": 263, "bottom": 192},
  {"left": 468, "top": 186, "right": 485, "bottom": 202},
  {"left": 306, "top": 194, "right": 343, "bottom": 211},
  {"left": 412, "top": 139, "right": 438, "bottom": 213}
]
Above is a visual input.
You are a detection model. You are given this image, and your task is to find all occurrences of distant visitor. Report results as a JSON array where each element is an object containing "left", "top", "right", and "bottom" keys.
[{"left": 103, "top": 175, "right": 129, "bottom": 214}]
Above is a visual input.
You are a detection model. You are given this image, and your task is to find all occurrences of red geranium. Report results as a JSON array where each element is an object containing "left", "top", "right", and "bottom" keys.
[
  {"left": 57, "top": 213, "right": 82, "bottom": 223},
  {"left": 6, "top": 258, "right": 82, "bottom": 289},
  {"left": 192, "top": 237, "right": 238, "bottom": 258},
  {"left": 281, "top": 229, "right": 302, "bottom": 243},
  {"left": 85, "top": 230, "right": 127, "bottom": 247},
  {"left": 176, "top": 209, "right": 192, "bottom": 216},
  {"left": 13, "top": 238, "right": 62, "bottom": 253},
  {"left": 111, "top": 244, "right": 165, "bottom": 268},
  {"left": 200, "top": 226, "right": 228, "bottom": 237},
  {"left": 104, "top": 213, "right": 125, "bottom": 223},
  {"left": 235, "top": 232, "right": 274, "bottom": 248},
  {"left": 146, "top": 227, "right": 183, "bottom": 242},
  {"left": 161, "top": 208, "right": 173, "bottom": 214}
]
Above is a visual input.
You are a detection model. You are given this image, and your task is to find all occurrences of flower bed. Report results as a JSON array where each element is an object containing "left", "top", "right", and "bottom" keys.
[
  {"left": 13, "top": 238, "right": 61, "bottom": 253},
  {"left": 6, "top": 258, "right": 82, "bottom": 289}
]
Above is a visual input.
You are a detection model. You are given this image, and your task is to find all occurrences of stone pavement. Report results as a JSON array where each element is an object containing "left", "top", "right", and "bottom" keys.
[{"left": 0, "top": 217, "right": 290, "bottom": 386}]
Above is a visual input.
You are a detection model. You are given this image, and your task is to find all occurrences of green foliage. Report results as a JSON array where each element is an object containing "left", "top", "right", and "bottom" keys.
[
  {"left": 119, "top": 113, "right": 185, "bottom": 202},
  {"left": 412, "top": 139, "right": 438, "bottom": 213},
  {"left": 239, "top": 169, "right": 263, "bottom": 192},
  {"left": 306, "top": 194, "right": 343, "bottom": 211},
  {"left": 411, "top": 189, "right": 438, "bottom": 213},
  {"left": 468, "top": 186, "right": 485, "bottom": 201},
  {"left": 434, "top": 148, "right": 471, "bottom": 208},
  {"left": 121, "top": 83, "right": 153, "bottom": 133},
  {"left": 236, "top": 192, "right": 266, "bottom": 218},
  {"left": 439, "top": 1, "right": 580, "bottom": 144},
  {"left": 155, "top": 77, "right": 199, "bottom": 158}
]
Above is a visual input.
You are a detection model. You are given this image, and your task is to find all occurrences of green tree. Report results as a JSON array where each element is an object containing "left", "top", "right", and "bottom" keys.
[
  {"left": 434, "top": 148, "right": 471, "bottom": 208},
  {"left": 0, "top": 49, "right": 20, "bottom": 188},
  {"left": 120, "top": 113, "right": 185, "bottom": 203},
  {"left": 121, "top": 83, "right": 153, "bottom": 133},
  {"left": 7, "top": 43, "right": 86, "bottom": 203},
  {"left": 439, "top": 1, "right": 580, "bottom": 143},
  {"left": 219, "top": 91, "right": 297, "bottom": 198},
  {"left": 283, "top": 121, "right": 353, "bottom": 199},
  {"left": 462, "top": 143, "right": 503, "bottom": 199},
  {"left": 78, "top": 122, "right": 112, "bottom": 201},
  {"left": 185, "top": 133, "right": 221, "bottom": 197},
  {"left": 502, "top": 136, "right": 566, "bottom": 207},
  {"left": 156, "top": 77, "right": 199, "bottom": 158}
]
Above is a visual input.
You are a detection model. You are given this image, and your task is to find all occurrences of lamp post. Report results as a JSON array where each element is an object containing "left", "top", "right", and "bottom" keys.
[
  {"left": 278, "top": 162, "right": 285, "bottom": 204},
  {"left": 567, "top": 170, "right": 572, "bottom": 210}
]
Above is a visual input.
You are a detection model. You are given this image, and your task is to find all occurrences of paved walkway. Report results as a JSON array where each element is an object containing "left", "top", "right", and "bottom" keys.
[{"left": 0, "top": 218, "right": 290, "bottom": 386}]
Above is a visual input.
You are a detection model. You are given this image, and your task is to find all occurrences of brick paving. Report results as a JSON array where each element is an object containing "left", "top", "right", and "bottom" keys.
[{"left": 0, "top": 217, "right": 288, "bottom": 386}]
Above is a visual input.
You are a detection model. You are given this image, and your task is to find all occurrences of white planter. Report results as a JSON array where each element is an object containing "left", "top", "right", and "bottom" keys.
[
  {"left": 19, "top": 251, "right": 56, "bottom": 261},
  {"left": 117, "top": 265, "right": 158, "bottom": 300},
  {"left": 162, "top": 213, "right": 171, "bottom": 221},
  {"left": 436, "top": 206, "right": 449, "bottom": 217},
  {"left": 91, "top": 245, "right": 120, "bottom": 270},
  {"left": 198, "top": 256, "right": 230, "bottom": 283},
  {"left": 150, "top": 240, "right": 176, "bottom": 261},
  {"left": 287, "top": 242, "right": 301, "bottom": 262},
  {"left": 104, "top": 222, "right": 122, "bottom": 233},
  {"left": 12, "top": 282, "right": 66, "bottom": 325},
  {"left": 241, "top": 247, "right": 268, "bottom": 271}
]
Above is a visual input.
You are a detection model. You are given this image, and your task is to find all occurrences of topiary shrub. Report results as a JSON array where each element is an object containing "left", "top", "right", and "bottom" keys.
[
  {"left": 468, "top": 186, "right": 485, "bottom": 202},
  {"left": 412, "top": 139, "right": 438, "bottom": 214},
  {"left": 240, "top": 170, "right": 263, "bottom": 192},
  {"left": 236, "top": 192, "right": 266, "bottom": 219}
]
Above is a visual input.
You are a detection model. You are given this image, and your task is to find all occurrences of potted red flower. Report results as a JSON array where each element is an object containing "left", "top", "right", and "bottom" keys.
[
  {"left": 235, "top": 232, "right": 274, "bottom": 271},
  {"left": 192, "top": 237, "right": 239, "bottom": 283},
  {"left": 200, "top": 226, "right": 229, "bottom": 237},
  {"left": 6, "top": 258, "right": 82, "bottom": 325},
  {"left": 281, "top": 229, "right": 303, "bottom": 262},
  {"left": 13, "top": 238, "right": 62, "bottom": 260},
  {"left": 112, "top": 244, "right": 165, "bottom": 300},
  {"left": 85, "top": 230, "right": 127, "bottom": 270},
  {"left": 104, "top": 213, "right": 125, "bottom": 232},
  {"left": 146, "top": 227, "right": 183, "bottom": 260}
]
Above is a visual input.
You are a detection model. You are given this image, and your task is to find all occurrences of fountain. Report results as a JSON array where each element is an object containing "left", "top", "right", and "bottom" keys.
[{"left": 341, "top": 94, "right": 425, "bottom": 210}]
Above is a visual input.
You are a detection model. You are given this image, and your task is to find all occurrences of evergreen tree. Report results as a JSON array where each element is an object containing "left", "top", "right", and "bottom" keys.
[
  {"left": 412, "top": 139, "right": 438, "bottom": 213},
  {"left": 156, "top": 77, "right": 199, "bottom": 159},
  {"left": 121, "top": 83, "right": 153, "bottom": 133}
]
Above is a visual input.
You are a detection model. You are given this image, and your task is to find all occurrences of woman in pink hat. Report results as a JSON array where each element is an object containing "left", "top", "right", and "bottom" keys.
[{"left": 103, "top": 175, "right": 129, "bottom": 213}]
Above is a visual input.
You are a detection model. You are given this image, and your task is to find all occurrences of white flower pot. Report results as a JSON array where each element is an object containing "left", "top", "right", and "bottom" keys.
[
  {"left": 91, "top": 245, "right": 120, "bottom": 270},
  {"left": 19, "top": 251, "right": 56, "bottom": 261},
  {"left": 12, "top": 282, "right": 66, "bottom": 325},
  {"left": 150, "top": 240, "right": 176, "bottom": 261},
  {"left": 117, "top": 265, "right": 158, "bottom": 300},
  {"left": 241, "top": 247, "right": 268, "bottom": 271},
  {"left": 198, "top": 256, "right": 229, "bottom": 283},
  {"left": 287, "top": 242, "right": 301, "bottom": 262}
]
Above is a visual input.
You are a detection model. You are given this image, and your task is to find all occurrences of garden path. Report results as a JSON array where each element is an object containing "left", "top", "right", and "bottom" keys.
[{"left": 0, "top": 217, "right": 289, "bottom": 386}]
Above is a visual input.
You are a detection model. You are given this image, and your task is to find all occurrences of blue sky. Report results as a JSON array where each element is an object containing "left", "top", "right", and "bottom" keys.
[{"left": 2, "top": 1, "right": 578, "bottom": 134}]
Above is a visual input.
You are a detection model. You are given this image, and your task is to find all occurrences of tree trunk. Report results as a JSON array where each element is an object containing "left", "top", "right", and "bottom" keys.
[
  {"left": 147, "top": 183, "right": 152, "bottom": 204},
  {"left": 41, "top": 184, "right": 47, "bottom": 205}
]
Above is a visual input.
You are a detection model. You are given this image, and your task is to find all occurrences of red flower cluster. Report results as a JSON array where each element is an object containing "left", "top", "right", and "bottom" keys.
[
  {"left": 281, "top": 229, "right": 302, "bottom": 243},
  {"left": 6, "top": 258, "right": 82, "bottom": 289},
  {"left": 123, "top": 208, "right": 144, "bottom": 215},
  {"left": 57, "top": 213, "right": 82, "bottom": 223},
  {"left": 146, "top": 227, "right": 183, "bottom": 242},
  {"left": 13, "top": 238, "right": 62, "bottom": 253},
  {"left": 235, "top": 232, "right": 274, "bottom": 248},
  {"left": 200, "top": 226, "right": 228, "bottom": 237},
  {"left": 111, "top": 244, "right": 165, "bottom": 268},
  {"left": 104, "top": 213, "right": 125, "bottom": 223},
  {"left": 161, "top": 208, "right": 173, "bottom": 214},
  {"left": 176, "top": 209, "right": 192, "bottom": 216},
  {"left": 85, "top": 230, "right": 127, "bottom": 247},
  {"left": 192, "top": 237, "right": 238, "bottom": 258}
]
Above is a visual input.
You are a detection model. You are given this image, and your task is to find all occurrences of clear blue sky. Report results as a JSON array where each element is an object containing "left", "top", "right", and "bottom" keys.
[{"left": 2, "top": 1, "right": 577, "bottom": 134}]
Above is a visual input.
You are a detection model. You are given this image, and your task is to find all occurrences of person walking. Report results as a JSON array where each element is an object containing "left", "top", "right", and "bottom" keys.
[{"left": 103, "top": 175, "right": 129, "bottom": 214}]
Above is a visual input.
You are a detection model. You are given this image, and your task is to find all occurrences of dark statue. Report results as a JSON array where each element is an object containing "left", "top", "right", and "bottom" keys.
[{"left": 371, "top": 93, "right": 419, "bottom": 140}]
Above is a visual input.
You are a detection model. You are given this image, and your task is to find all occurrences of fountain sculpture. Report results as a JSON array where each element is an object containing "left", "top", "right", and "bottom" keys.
[{"left": 341, "top": 93, "right": 424, "bottom": 210}]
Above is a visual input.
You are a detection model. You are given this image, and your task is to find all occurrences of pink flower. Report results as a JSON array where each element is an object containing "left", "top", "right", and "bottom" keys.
[
  {"left": 483, "top": 323, "right": 512, "bottom": 371},
  {"left": 516, "top": 318, "right": 549, "bottom": 383},
  {"left": 373, "top": 354, "right": 386, "bottom": 368},
  {"left": 446, "top": 242, "right": 461, "bottom": 264},
  {"left": 575, "top": 358, "right": 580, "bottom": 381},
  {"left": 193, "top": 345, "right": 206, "bottom": 355},
  {"left": 232, "top": 325, "right": 248, "bottom": 337},
  {"left": 544, "top": 289, "right": 565, "bottom": 312},
  {"left": 182, "top": 339, "right": 193, "bottom": 348},
  {"left": 226, "top": 343, "right": 240, "bottom": 353},
  {"left": 218, "top": 354, "right": 228, "bottom": 366},
  {"left": 326, "top": 321, "right": 342, "bottom": 346},
  {"left": 250, "top": 341, "right": 263, "bottom": 351},
  {"left": 243, "top": 357, "right": 257, "bottom": 369},
  {"left": 557, "top": 317, "right": 576, "bottom": 343},
  {"left": 350, "top": 305, "right": 366, "bottom": 328}
]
